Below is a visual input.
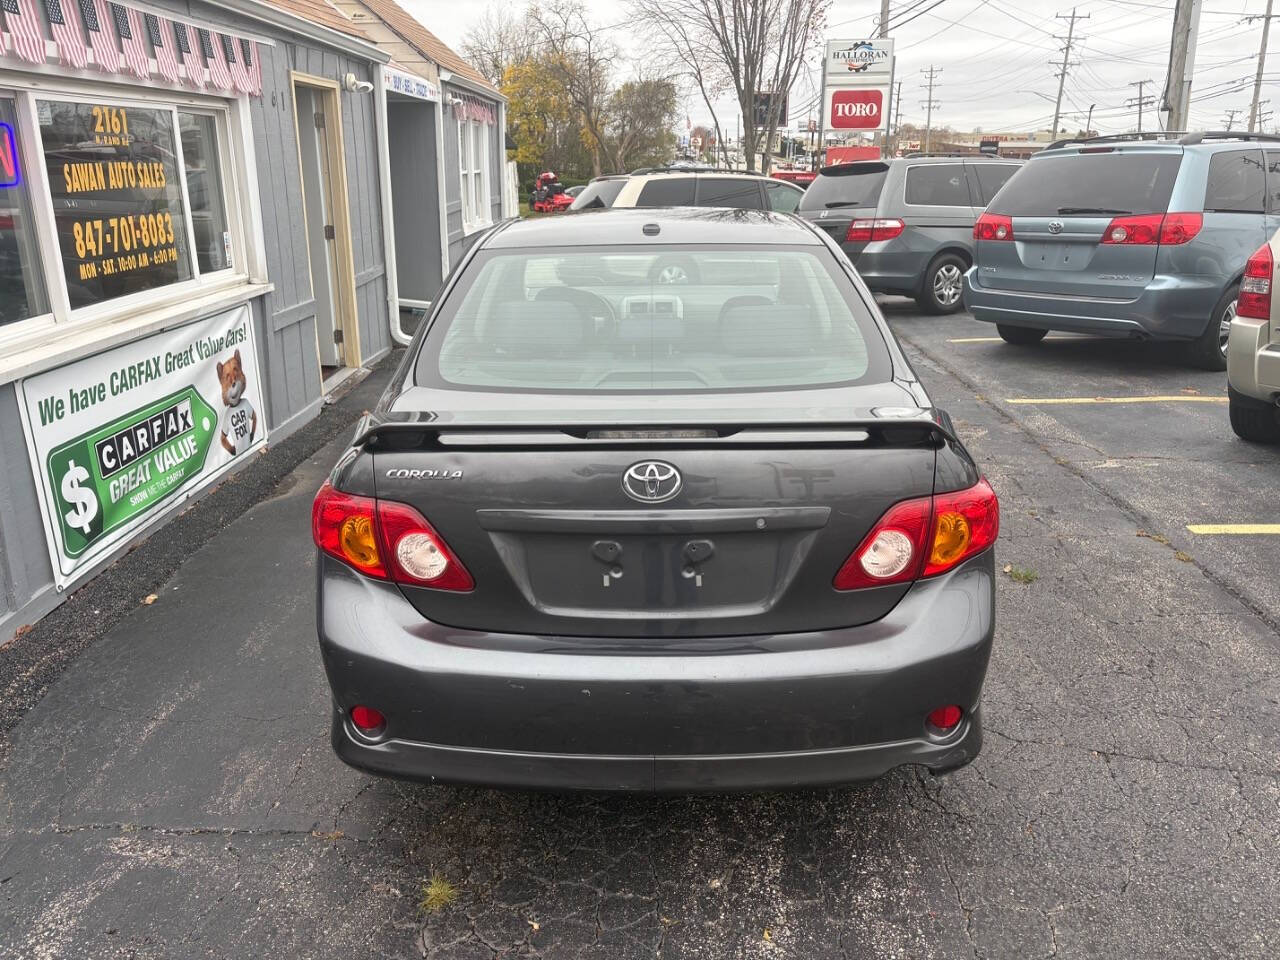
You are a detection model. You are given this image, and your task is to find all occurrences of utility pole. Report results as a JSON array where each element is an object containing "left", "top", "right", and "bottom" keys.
[
  {"left": 891, "top": 81, "right": 903, "bottom": 156},
  {"left": 1246, "top": 0, "right": 1275, "bottom": 131},
  {"left": 879, "top": 0, "right": 891, "bottom": 37},
  {"left": 1051, "top": 9, "right": 1088, "bottom": 137},
  {"left": 1085, "top": 103, "right": 1096, "bottom": 136},
  {"left": 920, "top": 66, "right": 941, "bottom": 154},
  {"left": 1223, "top": 108, "right": 1242, "bottom": 131},
  {"left": 1126, "top": 79, "right": 1156, "bottom": 133},
  {"left": 1162, "top": 0, "right": 1204, "bottom": 132}
]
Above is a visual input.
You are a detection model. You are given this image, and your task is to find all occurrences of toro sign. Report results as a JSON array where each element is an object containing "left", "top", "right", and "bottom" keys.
[{"left": 829, "top": 89, "right": 884, "bottom": 130}]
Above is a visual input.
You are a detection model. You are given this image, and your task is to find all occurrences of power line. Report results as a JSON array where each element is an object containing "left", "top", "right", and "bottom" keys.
[{"left": 1126, "top": 78, "right": 1156, "bottom": 132}]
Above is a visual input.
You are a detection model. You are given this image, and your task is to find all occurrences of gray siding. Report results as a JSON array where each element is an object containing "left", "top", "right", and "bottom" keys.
[{"left": 442, "top": 83, "right": 505, "bottom": 267}]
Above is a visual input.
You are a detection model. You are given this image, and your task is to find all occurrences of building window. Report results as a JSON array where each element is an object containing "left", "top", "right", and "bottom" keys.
[
  {"left": 458, "top": 117, "right": 490, "bottom": 231},
  {"left": 0, "top": 86, "right": 244, "bottom": 343},
  {"left": 38, "top": 98, "right": 195, "bottom": 309},
  {"left": 1, "top": 97, "right": 50, "bottom": 328},
  {"left": 180, "top": 111, "right": 233, "bottom": 274}
]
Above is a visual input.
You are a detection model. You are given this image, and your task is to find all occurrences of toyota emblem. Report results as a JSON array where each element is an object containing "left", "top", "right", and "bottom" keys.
[
  {"left": 622, "top": 461, "right": 682, "bottom": 503},
  {"left": 1047, "top": 219, "right": 1064, "bottom": 235}
]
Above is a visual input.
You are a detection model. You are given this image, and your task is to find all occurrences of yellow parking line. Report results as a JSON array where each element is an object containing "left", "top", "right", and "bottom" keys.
[
  {"left": 1186, "top": 524, "right": 1280, "bottom": 535},
  {"left": 1005, "top": 396, "right": 1228, "bottom": 405}
]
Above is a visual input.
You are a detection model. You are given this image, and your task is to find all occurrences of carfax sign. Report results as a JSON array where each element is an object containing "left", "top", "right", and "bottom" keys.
[{"left": 17, "top": 306, "right": 266, "bottom": 589}]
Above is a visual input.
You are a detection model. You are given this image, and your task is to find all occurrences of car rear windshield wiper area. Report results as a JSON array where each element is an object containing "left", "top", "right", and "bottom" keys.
[
  {"left": 1056, "top": 206, "right": 1133, "bottom": 216},
  {"left": 824, "top": 201, "right": 865, "bottom": 208}
]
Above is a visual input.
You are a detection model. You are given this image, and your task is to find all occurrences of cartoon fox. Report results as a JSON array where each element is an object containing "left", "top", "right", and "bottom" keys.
[{"left": 217, "top": 349, "right": 257, "bottom": 456}]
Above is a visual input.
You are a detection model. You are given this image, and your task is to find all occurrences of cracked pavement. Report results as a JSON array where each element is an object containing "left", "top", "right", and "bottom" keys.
[{"left": 2, "top": 306, "right": 1278, "bottom": 959}]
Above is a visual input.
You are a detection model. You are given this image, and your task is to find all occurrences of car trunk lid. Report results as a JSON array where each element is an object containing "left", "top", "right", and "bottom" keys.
[
  {"left": 365, "top": 393, "right": 942, "bottom": 640},
  {"left": 976, "top": 149, "right": 1183, "bottom": 299},
  {"left": 796, "top": 162, "right": 890, "bottom": 254}
]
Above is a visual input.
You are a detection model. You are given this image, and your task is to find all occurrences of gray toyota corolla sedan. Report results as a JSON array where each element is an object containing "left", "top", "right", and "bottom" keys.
[{"left": 312, "top": 207, "right": 998, "bottom": 792}]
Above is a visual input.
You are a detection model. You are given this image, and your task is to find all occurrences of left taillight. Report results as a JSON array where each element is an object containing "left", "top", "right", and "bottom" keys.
[
  {"left": 1238, "top": 243, "right": 1274, "bottom": 321},
  {"left": 846, "top": 218, "right": 905, "bottom": 243},
  {"left": 834, "top": 478, "right": 999, "bottom": 591},
  {"left": 312, "top": 482, "right": 474, "bottom": 591}
]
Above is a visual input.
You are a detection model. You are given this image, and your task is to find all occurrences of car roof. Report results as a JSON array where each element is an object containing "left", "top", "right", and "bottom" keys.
[
  {"left": 629, "top": 170, "right": 775, "bottom": 181},
  {"left": 485, "top": 208, "right": 823, "bottom": 248}
]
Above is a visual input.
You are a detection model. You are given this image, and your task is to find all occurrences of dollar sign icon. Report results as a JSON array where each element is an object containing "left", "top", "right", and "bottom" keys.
[{"left": 61, "top": 460, "right": 99, "bottom": 536}]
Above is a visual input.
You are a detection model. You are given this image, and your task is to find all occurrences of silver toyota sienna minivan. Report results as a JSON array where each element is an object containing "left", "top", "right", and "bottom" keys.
[{"left": 964, "top": 132, "right": 1280, "bottom": 370}]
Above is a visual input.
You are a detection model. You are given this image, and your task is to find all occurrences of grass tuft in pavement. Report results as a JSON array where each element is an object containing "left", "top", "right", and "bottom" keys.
[
  {"left": 1003, "top": 563, "right": 1040, "bottom": 584},
  {"left": 420, "top": 872, "right": 459, "bottom": 913}
]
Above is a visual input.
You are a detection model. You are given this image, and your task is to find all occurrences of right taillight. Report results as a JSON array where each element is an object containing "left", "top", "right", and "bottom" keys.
[
  {"left": 974, "top": 213, "right": 1014, "bottom": 242},
  {"left": 1238, "top": 243, "right": 1274, "bottom": 320},
  {"left": 834, "top": 479, "right": 1000, "bottom": 591},
  {"left": 845, "top": 218, "right": 905, "bottom": 243},
  {"left": 312, "top": 482, "right": 474, "bottom": 591},
  {"left": 1100, "top": 212, "right": 1202, "bottom": 246}
]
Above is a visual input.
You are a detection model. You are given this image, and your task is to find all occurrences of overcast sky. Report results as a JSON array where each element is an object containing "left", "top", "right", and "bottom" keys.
[{"left": 399, "top": 0, "right": 1278, "bottom": 136}]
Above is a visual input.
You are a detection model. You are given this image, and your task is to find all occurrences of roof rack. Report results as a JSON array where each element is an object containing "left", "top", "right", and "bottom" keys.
[
  {"left": 1045, "top": 131, "right": 1187, "bottom": 151},
  {"left": 628, "top": 165, "right": 754, "bottom": 175},
  {"left": 902, "top": 151, "right": 978, "bottom": 158},
  {"left": 1177, "top": 130, "right": 1280, "bottom": 145}
]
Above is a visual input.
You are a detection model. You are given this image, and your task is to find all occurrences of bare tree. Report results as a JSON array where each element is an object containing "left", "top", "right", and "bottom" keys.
[
  {"left": 529, "top": 1, "right": 617, "bottom": 177},
  {"left": 631, "top": 0, "right": 832, "bottom": 172},
  {"left": 460, "top": 4, "right": 535, "bottom": 87}
]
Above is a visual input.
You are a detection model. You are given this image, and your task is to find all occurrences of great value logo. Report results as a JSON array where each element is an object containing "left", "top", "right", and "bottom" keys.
[
  {"left": 47, "top": 387, "right": 218, "bottom": 558},
  {"left": 830, "top": 89, "right": 884, "bottom": 129}
]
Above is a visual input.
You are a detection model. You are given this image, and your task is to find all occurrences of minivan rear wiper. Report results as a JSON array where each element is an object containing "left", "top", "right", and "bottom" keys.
[
  {"left": 1056, "top": 206, "right": 1132, "bottom": 216},
  {"left": 824, "top": 200, "right": 865, "bottom": 208}
]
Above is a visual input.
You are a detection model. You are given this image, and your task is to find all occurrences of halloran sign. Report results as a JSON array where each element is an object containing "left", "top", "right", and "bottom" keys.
[
  {"left": 17, "top": 305, "right": 266, "bottom": 589},
  {"left": 823, "top": 38, "right": 895, "bottom": 137},
  {"left": 825, "top": 39, "right": 894, "bottom": 79}
]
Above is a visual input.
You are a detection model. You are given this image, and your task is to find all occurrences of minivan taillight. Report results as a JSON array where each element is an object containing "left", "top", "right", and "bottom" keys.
[
  {"left": 833, "top": 479, "right": 999, "bottom": 590},
  {"left": 312, "top": 482, "right": 474, "bottom": 591},
  {"left": 1238, "top": 243, "right": 1274, "bottom": 320},
  {"left": 845, "top": 218, "right": 905, "bottom": 243},
  {"left": 1100, "top": 212, "right": 1202, "bottom": 246},
  {"left": 974, "top": 213, "right": 1014, "bottom": 241}
]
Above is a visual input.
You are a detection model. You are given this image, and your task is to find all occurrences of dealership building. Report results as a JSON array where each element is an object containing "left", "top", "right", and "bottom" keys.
[{"left": 0, "top": 0, "right": 507, "bottom": 637}]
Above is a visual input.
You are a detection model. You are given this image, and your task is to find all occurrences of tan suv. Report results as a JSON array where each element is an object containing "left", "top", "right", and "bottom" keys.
[
  {"left": 1227, "top": 232, "right": 1280, "bottom": 443},
  {"left": 609, "top": 169, "right": 806, "bottom": 214}
]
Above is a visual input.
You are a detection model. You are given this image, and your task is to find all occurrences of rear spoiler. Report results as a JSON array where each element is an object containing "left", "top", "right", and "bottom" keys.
[{"left": 351, "top": 409, "right": 960, "bottom": 449}]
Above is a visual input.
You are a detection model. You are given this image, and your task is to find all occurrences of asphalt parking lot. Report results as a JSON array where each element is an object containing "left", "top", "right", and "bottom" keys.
[{"left": 2, "top": 304, "right": 1278, "bottom": 959}]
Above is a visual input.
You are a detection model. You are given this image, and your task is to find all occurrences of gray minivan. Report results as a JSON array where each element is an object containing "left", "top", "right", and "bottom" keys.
[
  {"left": 797, "top": 156, "right": 1021, "bottom": 314},
  {"left": 964, "top": 132, "right": 1280, "bottom": 369}
]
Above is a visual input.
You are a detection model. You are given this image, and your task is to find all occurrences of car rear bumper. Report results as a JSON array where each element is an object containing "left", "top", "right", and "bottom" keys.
[
  {"left": 963, "top": 269, "right": 1221, "bottom": 339},
  {"left": 1227, "top": 316, "right": 1280, "bottom": 403},
  {"left": 316, "top": 551, "right": 995, "bottom": 792}
]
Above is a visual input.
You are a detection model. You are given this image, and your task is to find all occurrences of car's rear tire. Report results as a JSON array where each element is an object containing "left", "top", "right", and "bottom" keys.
[
  {"left": 996, "top": 324, "right": 1048, "bottom": 345},
  {"left": 1228, "top": 388, "right": 1280, "bottom": 444},
  {"left": 1187, "top": 285, "right": 1236, "bottom": 372},
  {"left": 917, "top": 253, "right": 968, "bottom": 315}
]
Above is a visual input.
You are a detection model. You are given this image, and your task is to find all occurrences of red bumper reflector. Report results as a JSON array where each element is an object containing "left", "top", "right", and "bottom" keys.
[
  {"left": 350, "top": 705, "right": 387, "bottom": 736},
  {"left": 927, "top": 705, "right": 964, "bottom": 732}
]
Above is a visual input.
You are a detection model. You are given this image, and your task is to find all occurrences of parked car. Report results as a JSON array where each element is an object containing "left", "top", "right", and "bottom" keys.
[
  {"left": 1227, "top": 229, "right": 1280, "bottom": 442},
  {"left": 565, "top": 184, "right": 586, "bottom": 199},
  {"left": 796, "top": 155, "right": 1022, "bottom": 314},
  {"left": 567, "top": 174, "right": 629, "bottom": 211},
  {"left": 312, "top": 208, "right": 998, "bottom": 792},
  {"left": 607, "top": 169, "right": 805, "bottom": 214},
  {"left": 964, "top": 131, "right": 1280, "bottom": 370}
]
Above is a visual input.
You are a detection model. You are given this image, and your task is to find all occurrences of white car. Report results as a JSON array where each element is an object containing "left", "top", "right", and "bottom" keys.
[{"left": 1227, "top": 231, "right": 1280, "bottom": 443}]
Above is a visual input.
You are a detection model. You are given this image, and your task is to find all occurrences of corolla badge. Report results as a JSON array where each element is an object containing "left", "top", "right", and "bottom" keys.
[
  {"left": 622, "top": 461, "right": 682, "bottom": 503},
  {"left": 1047, "top": 219, "right": 1064, "bottom": 235}
]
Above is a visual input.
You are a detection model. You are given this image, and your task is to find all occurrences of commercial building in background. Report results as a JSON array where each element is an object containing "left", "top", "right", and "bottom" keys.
[{"left": 0, "top": 0, "right": 508, "bottom": 637}]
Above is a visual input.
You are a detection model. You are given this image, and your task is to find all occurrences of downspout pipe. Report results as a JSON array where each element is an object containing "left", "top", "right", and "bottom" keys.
[{"left": 373, "top": 64, "right": 409, "bottom": 347}]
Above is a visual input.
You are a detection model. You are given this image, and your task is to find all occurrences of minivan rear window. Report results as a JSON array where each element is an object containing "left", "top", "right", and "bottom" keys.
[
  {"left": 416, "top": 245, "right": 890, "bottom": 393},
  {"left": 988, "top": 152, "right": 1182, "bottom": 217},
  {"left": 798, "top": 164, "right": 889, "bottom": 210}
]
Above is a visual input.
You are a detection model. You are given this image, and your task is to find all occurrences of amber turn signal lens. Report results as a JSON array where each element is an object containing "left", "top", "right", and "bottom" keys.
[
  {"left": 339, "top": 514, "right": 380, "bottom": 569},
  {"left": 929, "top": 511, "right": 971, "bottom": 568}
]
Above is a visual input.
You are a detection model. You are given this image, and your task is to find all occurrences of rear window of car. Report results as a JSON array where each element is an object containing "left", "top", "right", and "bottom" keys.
[
  {"left": 989, "top": 152, "right": 1181, "bottom": 217},
  {"left": 636, "top": 178, "right": 696, "bottom": 206},
  {"left": 1267, "top": 151, "right": 1280, "bottom": 215},
  {"left": 904, "top": 164, "right": 971, "bottom": 206},
  {"left": 569, "top": 179, "right": 626, "bottom": 211},
  {"left": 1204, "top": 149, "right": 1265, "bottom": 213},
  {"left": 798, "top": 164, "right": 889, "bottom": 211},
  {"left": 415, "top": 245, "right": 890, "bottom": 393},
  {"left": 695, "top": 177, "right": 764, "bottom": 209},
  {"left": 968, "top": 163, "right": 1019, "bottom": 206}
]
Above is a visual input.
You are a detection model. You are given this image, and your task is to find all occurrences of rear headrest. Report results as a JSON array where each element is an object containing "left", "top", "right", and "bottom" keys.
[
  {"left": 720, "top": 304, "right": 818, "bottom": 357},
  {"left": 487, "top": 301, "right": 587, "bottom": 357}
]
